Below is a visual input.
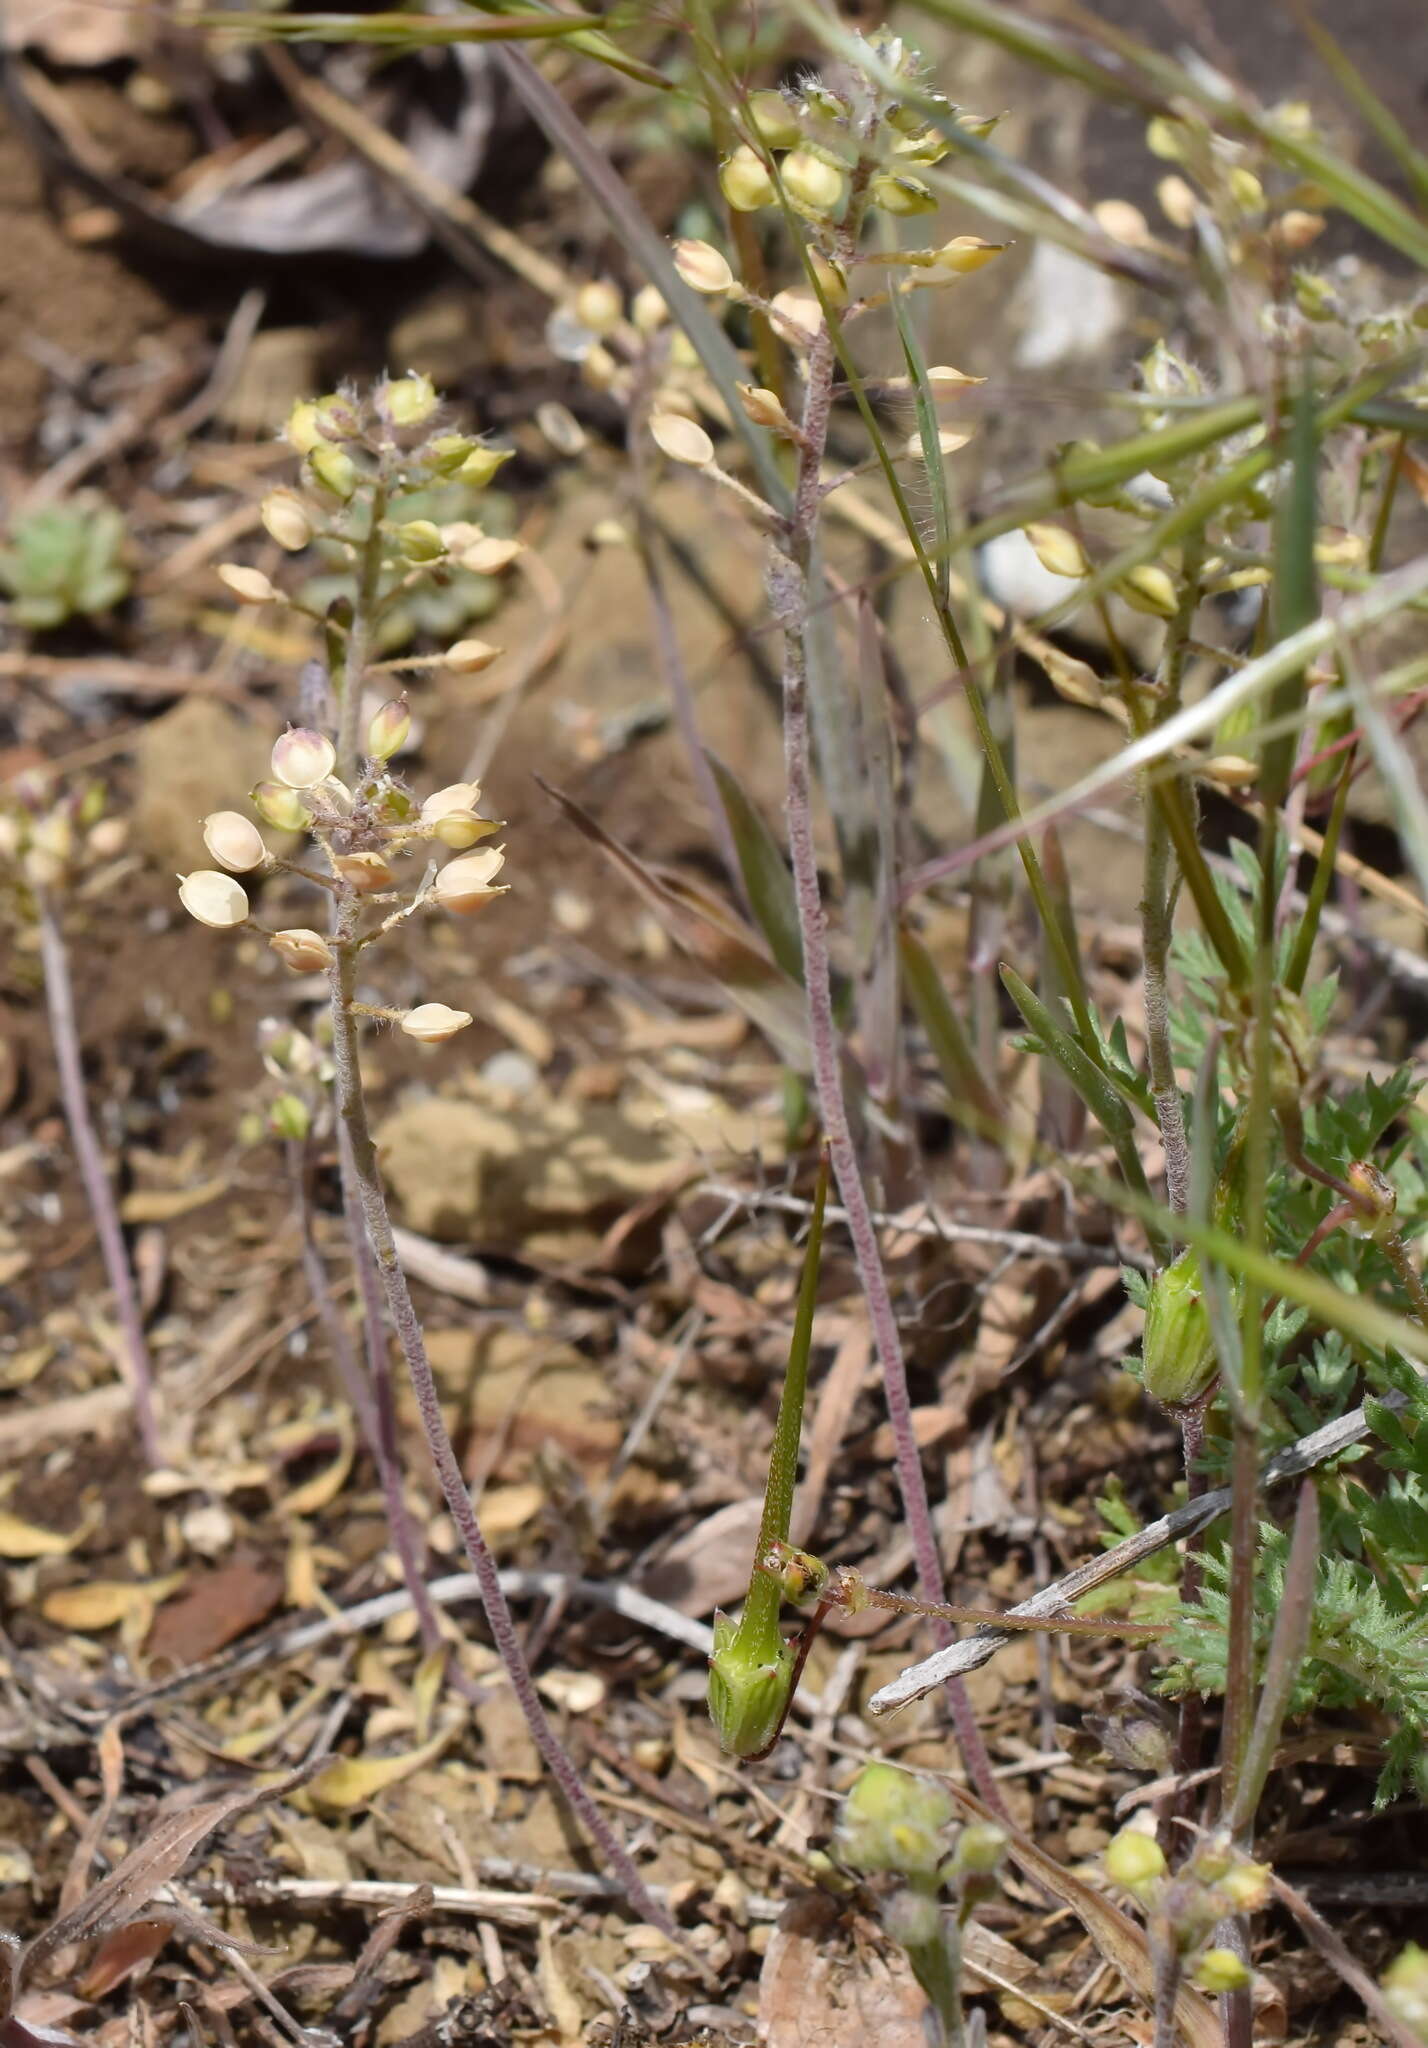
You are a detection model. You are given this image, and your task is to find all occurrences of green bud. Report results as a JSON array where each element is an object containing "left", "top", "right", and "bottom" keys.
[
  {"left": 707, "top": 1608, "right": 796, "bottom": 1758},
  {"left": 1383, "top": 1944, "right": 1428, "bottom": 2040},
  {"left": 268, "top": 1092, "right": 311, "bottom": 1142},
  {"left": 382, "top": 373, "right": 438, "bottom": 427},
  {"left": 367, "top": 696, "right": 411, "bottom": 761},
  {"left": 834, "top": 1764, "right": 952, "bottom": 1880},
  {"left": 952, "top": 1823, "right": 1008, "bottom": 1876},
  {"left": 1104, "top": 1826, "right": 1167, "bottom": 1902},
  {"left": 1141, "top": 1249, "right": 1219, "bottom": 1408},
  {"left": 393, "top": 519, "right": 446, "bottom": 563},
  {"left": 308, "top": 444, "right": 359, "bottom": 501},
  {"left": 1194, "top": 1949, "right": 1251, "bottom": 1994}
]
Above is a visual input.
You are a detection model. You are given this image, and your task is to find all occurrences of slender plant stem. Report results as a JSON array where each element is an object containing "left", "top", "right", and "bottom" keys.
[
  {"left": 325, "top": 905, "right": 673, "bottom": 1932},
  {"left": 35, "top": 888, "right": 160, "bottom": 1464},
  {"left": 335, "top": 481, "right": 388, "bottom": 784},
  {"left": 292, "top": 1130, "right": 445, "bottom": 1657},
  {"left": 769, "top": 215, "right": 1005, "bottom": 1816}
]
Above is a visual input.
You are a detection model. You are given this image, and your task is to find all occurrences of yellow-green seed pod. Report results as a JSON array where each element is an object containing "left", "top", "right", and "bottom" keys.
[
  {"left": 870, "top": 172, "right": 937, "bottom": 217},
  {"left": 1115, "top": 564, "right": 1180, "bottom": 618},
  {"left": 782, "top": 149, "right": 848, "bottom": 216},
  {"left": 720, "top": 145, "right": 777, "bottom": 212},
  {"left": 307, "top": 444, "right": 359, "bottom": 502},
  {"left": 382, "top": 373, "right": 438, "bottom": 427},
  {"left": 1141, "top": 1249, "right": 1219, "bottom": 1408},
  {"left": 745, "top": 89, "right": 802, "bottom": 149}
]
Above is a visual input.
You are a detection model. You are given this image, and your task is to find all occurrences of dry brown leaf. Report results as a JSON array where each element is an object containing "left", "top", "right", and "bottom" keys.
[
  {"left": 281, "top": 1413, "right": 356, "bottom": 1518},
  {"left": 144, "top": 1557, "right": 284, "bottom": 1669},
  {"left": 758, "top": 1892, "right": 930, "bottom": 2048},
  {"left": 2, "top": 0, "right": 135, "bottom": 63},
  {"left": 118, "top": 1178, "right": 229, "bottom": 1225},
  {"left": 537, "top": 1923, "right": 584, "bottom": 2044},
  {"left": 636, "top": 1496, "right": 763, "bottom": 1617}
]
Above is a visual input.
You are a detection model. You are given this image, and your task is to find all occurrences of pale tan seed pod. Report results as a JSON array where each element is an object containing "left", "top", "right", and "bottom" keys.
[
  {"left": 260, "top": 490, "right": 314, "bottom": 552},
  {"left": 178, "top": 870, "right": 249, "bottom": 928},
  {"left": 1203, "top": 755, "right": 1259, "bottom": 788},
  {"left": 271, "top": 728, "right": 336, "bottom": 790},
  {"left": 367, "top": 697, "right": 411, "bottom": 760},
  {"left": 631, "top": 284, "right": 668, "bottom": 333},
  {"left": 461, "top": 536, "right": 522, "bottom": 574},
  {"left": 218, "top": 564, "right": 278, "bottom": 605},
  {"left": 270, "top": 927, "right": 333, "bottom": 972},
  {"left": 1273, "top": 209, "right": 1325, "bottom": 250},
  {"left": 333, "top": 851, "right": 396, "bottom": 894},
  {"left": 445, "top": 639, "right": 502, "bottom": 674},
  {"left": 1156, "top": 175, "right": 1199, "bottom": 229},
  {"left": 434, "top": 847, "right": 506, "bottom": 913},
  {"left": 400, "top": 1002, "right": 474, "bottom": 1044},
  {"left": 1023, "top": 522, "right": 1091, "bottom": 580},
  {"left": 87, "top": 816, "right": 127, "bottom": 861},
  {"left": 203, "top": 809, "right": 267, "bottom": 873},
  {"left": 769, "top": 289, "right": 822, "bottom": 344},
  {"left": 924, "top": 364, "right": 985, "bottom": 389},
  {"left": 737, "top": 385, "right": 796, "bottom": 435},
  {"left": 650, "top": 414, "right": 714, "bottom": 468},
  {"left": 1092, "top": 198, "right": 1151, "bottom": 246},
  {"left": 422, "top": 781, "right": 484, "bottom": 823},
  {"left": 673, "top": 239, "right": 734, "bottom": 295},
  {"left": 574, "top": 278, "right": 623, "bottom": 335}
]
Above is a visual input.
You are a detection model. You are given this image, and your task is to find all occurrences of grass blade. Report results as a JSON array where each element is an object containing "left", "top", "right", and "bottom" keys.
[
  {"left": 900, "top": 926, "right": 1003, "bottom": 1138},
  {"left": 1226, "top": 1480, "right": 1320, "bottom": 1835},
  {"left": 706, "top": 751, "right": 803, "bottom": 983}
]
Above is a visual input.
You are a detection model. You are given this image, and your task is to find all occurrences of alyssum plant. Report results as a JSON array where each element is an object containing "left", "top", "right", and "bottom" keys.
[{"left": 176, "top": 373, "right": 673, "bottom": 1933}]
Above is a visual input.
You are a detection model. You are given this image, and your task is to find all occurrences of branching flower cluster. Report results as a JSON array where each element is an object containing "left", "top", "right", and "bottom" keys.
[{"left": 175, "top": 375, "right": 513, "bottom": 1041}]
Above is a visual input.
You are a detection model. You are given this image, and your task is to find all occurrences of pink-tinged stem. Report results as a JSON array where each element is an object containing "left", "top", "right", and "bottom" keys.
[
  {"left": 326, "top": 906, "right": 674, "bottom": 1933},
  {"left": 772, "top": 273, "right": 1006, "bottom": 1818},
  {"left": 36, "top": 888, "right": 160, "bottom": 1465}
]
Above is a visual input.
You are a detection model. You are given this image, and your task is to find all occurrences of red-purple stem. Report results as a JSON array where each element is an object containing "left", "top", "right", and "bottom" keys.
[
  {"left": 36, "top": 888, "right": 160, "bottom": 1465},
  {"left": 772, "top": 289, "right": 1006, "bottom": 1819},
  {"left": 326, "top": 907, "right": 673, "bottom": 1932}
]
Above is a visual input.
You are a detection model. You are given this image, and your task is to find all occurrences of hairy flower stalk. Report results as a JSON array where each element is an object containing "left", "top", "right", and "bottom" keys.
[
  {"left": 36, "top": 888, "right": 160, "bottom": 1464},
  {"left": 767, "top": 145, "right": 1005, "bottom": 1816}
]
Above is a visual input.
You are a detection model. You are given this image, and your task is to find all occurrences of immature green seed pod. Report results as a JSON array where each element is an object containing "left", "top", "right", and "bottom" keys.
[
  {"left": 870, "top": 172, "right": 937, "bottom": 217},
  {"left": 252, "top": 782, "right": 313, "bottom": 831},
  {"left": 307, "top": 444, "right": 359, "bottom": 501},
  {"left": 268, "top": 1093, "right": 311, "bottom": 1142},
  {"left": 393, "top": 520, "right": 446, "bottom": 563},
  {"left": 744, "top": 89, "right": 802, "bottom": 149},
  {"left": 455, "top": 445, "right": 514, "bottom": 487},
  {"left": 782, "top": 149, "right": 847, "bottom": 215},
  {"left": 1141, "top": 1249, "right": 1219, "bottom": 1408},
  {"left": 367, "top": 697, "right": 411, "bottom": 761}
]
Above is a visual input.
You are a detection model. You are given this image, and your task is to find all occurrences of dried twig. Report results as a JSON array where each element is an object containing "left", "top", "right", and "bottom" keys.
[{"left": 868, "top": 1398, "right": 1399, "bottom": 1712}]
